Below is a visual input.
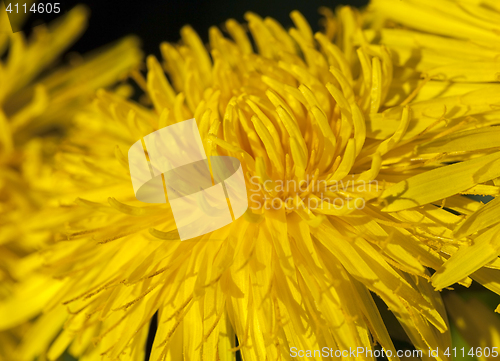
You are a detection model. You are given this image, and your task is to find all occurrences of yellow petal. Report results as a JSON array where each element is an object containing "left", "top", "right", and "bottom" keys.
[
  {"left": 454, "top": 196, "right": 500, "bottom": 238},
  {"left": 381, "top": 151, "right": 500, "bottom": 212},
  {"left": 432, "top": 223, "right": 500, "bottom": 290}
]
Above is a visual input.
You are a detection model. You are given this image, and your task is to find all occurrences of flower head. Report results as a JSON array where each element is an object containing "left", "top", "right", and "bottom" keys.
[
  {"left": 0, "top": 5, "right": 141, "bottom": 360},
  {"left": 2, "top": 2, "right": 500, "bottom": 360}
]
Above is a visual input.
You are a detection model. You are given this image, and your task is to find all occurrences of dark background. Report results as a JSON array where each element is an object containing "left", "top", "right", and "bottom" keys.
[{"left": 21, "top": 0, "right": 369, "bottom": 58}]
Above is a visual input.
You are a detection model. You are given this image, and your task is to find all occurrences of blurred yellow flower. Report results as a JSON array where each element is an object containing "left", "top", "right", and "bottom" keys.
[
  {"left": 0, "top": 4, "right": 141, "bottom": 360},
  {"left": 445, "top": 292, "right": 500, "bottom": 358},
  {"left": 1, "top": 1, "right": 500, "bottom": 360}
]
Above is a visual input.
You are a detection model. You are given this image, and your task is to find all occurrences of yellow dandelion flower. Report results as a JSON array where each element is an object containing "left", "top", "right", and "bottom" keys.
[
  {"left": 0, "top": 5, "right": 141, "bottom": 360},
  {"left": 0, "top": 4, "right": 141, "bottom": 250},
  {"left": 2, "top": 2, "right": 500, "bottom": 361}
]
